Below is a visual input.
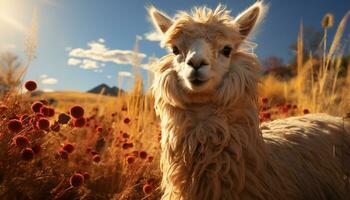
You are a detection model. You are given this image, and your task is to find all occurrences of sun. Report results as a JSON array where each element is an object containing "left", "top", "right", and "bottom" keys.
[{"left": 0, "top": 0, "right": 28, "bottom": 33}]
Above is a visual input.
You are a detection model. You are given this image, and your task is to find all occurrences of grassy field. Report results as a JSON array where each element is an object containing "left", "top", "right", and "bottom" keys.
[{"left": 34, "top": 91, "right": 119, "bottom": 111}]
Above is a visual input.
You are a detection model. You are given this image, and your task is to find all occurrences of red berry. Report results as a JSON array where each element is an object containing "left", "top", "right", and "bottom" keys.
[
  {"left": 35, "top": 113, "right": 44, "bottom": 118},
  {"left": 31, "top": 102, "right": 44, "bottom": 113},
  {"left": 139, "top": 151, "right": 147, "bottom": 159},
  {"left": 50, "top": 121, "right": 60, "bottom": 132},
  {"left": 261, "top": 97, "right": 268, "bottom": 104},
  {"left": 58, "top": 113, "right": 70, "bottom": 124},
  {"left": 47, "top": 108, "right": 55, "bottom": 117},
  {"left": 282, "top": 106, "right": 289, "bottom": 113},
  {"left": 58, "top": 149, "right": 69, "bottom": 160},
  {"left": 93, "top": 154, "right": 101, "bottom": 163},
  {"left": 40, "top": 100, "right": 49, "bottom": 105},
  {"left": 123, "top": 118, "right": 130, "bottom": 124},
  {"left": 262, "top": 112, "right": 271, "bottom": 119},
  {"left": 126, "top": 155, "right": 135, "bottom": 164},
  {"left": 261, "top": 106, "right": 268, "bottom": 111},
  {"left": 69, "top": 173, "right": 84, "bottom": 187},
  {"left": 37, "top": 118, "right": 50, "bottom": 130},
  {"left": 303, "top": 109, "right": 310, "bottom": 114},
  {"left": 8, "top": 119, "right": 22, "bottom": 133},
  {"left": 90, "top": 150, "right": 98, "bottom": 156},
  {"left": 14, "top": 135, "right": 29, "bottom": 148},
  {"left": 122, "top": 143, "right": 129, "bottom": 149},
  {"left": 40, "top": 106, "right": 49, "bottom": 117},
  {"left": 63, "top": 144, "right": 74, "bottom": 153},
  {"left": 73, "top": 117, "right": 86, "bottom": 127},
  {"left": 70, "top": 106, "right": 84, "bottom": 119},
  {"left": 97, "top": 127, "right": 103, "bottom": 132},
  {"left": 21, "top": 148, "right": 34, "bottom": 161},
  {"left": 143, "top": 184, "right": 153, "bottom": 194},
  {"left": 147, "top": 156, "right": 154, "bottom": 162},
  {"left": 83, "top": 172, "right": 90, "bottom": 180},
  {"left": 24, "top": 80, "right": 37, "bottom": 91},
  {"left": 0, "top": 105, "right": 8, "bottom": 114}
]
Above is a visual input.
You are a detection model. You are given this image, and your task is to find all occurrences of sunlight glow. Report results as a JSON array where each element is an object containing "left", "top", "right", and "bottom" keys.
[{"left": 0, "top": 0, "right": 27, "bottom": 33}]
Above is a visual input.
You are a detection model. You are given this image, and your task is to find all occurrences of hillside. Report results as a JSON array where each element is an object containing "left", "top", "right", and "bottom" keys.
[
  {"left": 32, "top": 91, "right": 118, "bottom": 111},
  {"left": 87, "top": 83, "right": 123, "bottom": 96}
]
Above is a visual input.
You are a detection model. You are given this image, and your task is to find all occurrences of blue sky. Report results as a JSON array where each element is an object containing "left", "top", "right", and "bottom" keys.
[{"left": 0, "top": 0, "right": 349, "bottom": 92}]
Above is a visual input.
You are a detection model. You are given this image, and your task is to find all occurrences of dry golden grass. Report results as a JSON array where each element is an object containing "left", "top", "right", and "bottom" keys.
[
  {"left": 35, "top": 91, "right": 118, "bottom": 111},
  {"left": 260, "top": 11, "right": 350, "bottom": 116}
]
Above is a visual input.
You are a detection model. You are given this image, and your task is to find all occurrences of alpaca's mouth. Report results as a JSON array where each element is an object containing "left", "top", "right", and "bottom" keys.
[{"left": 189, "top": 79, "right": 207, "bottom": 86}]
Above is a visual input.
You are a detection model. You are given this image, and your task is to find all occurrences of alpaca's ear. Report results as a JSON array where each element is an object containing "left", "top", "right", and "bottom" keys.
[
  {"left": 234, "top": 1, "right": 267, "bottom": 39},
  {"left": 147, "top": 6, "right": 173, "bottom": 34}
]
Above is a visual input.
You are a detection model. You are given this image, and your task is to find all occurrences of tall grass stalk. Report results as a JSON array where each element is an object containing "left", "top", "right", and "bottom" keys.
[{"left": 261, "top": 11, "right": 350, "bottom": 115}]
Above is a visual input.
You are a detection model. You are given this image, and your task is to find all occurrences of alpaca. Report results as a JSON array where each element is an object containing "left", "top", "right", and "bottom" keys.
[{"left": 147, "top": 2, "right": 350, "bottom": 200}]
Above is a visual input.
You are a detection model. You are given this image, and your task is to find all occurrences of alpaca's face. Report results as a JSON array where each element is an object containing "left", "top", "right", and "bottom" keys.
[
  {"left": 148, "top": 3, "right": 265, "bottom": 98},
  {"left": 168, "top": 32, "right": 235, "bottom": 93}
]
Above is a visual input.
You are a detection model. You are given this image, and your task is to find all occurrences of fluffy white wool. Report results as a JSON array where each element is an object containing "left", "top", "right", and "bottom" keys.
[{"left": 149, "top": 3, "right": 350, "bottom": 200}]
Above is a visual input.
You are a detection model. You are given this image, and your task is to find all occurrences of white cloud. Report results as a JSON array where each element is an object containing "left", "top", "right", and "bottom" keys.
[
  {"left": 136, "top": 35, "right": 143, "bottom": 40},
  {"left": 140, "top": 56, "right": 159, "bottom": 70},
  {"left": 98, "top": 38, "right": 105, "bottom": 43},
  {"left": 68, "top": 39, "right": 146, "bottom": 66},
  {"left": 43, "top": 88, "right": 54, "bottom": 92},
  {"left": 65, "top": 47, "right": 72, "bottom": 51},
  {"left": 81, "top": 59, "right": 99, "bottom": 69},
  {"left": 68, "top": 58, "right": 82, "bottom": 66},
  {"left": 107, "top": 75, "right": 112, "bottom": 79},
  {"left": 144, "top": 31, "right": 162, "bottom": 41},
  {"left": 41, "top": 78, "right": 58, "bottom": 85},
  {"left": 40, "top": 74, "right": 48, "bottom": 78},
  {"left": 118, "top": 71, "right": 133, "bottom": 77}
]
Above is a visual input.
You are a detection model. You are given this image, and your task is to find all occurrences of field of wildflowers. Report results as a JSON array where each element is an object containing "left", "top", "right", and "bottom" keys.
[{"left": 0, "top": 78, "right": 162, "bottom": 199}]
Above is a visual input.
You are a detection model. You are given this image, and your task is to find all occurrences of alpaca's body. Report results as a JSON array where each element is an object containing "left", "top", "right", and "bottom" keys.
[
  {"left": 157, "top": 98, "right": 350, "bottom": 199},
  {"left": 261, "top": 114, "right": 350, "bottom": 199},
  {"left": 147, "top": 2, "right": 350, "bottom": 199}
]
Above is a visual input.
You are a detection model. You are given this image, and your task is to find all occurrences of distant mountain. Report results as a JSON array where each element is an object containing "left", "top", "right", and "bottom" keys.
[{"left": 87, "top": 83, "right": 123, "bottom": 96}]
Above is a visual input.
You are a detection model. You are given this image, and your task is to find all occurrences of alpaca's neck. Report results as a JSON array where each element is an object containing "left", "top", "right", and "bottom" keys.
[
  {"left": 158, "top": 100, "right": 267, "bottom": 199},
  {"left": 153, "top": 51, "right": 266, "bottom": 199}
]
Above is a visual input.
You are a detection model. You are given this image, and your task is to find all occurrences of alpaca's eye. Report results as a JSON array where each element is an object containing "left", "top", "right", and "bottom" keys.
[
  {"left": 221, "top": 46, "right": 232, "bottom": 57},
  {"left": 172, "top": 46, "right": 180, "bottom": 55}
]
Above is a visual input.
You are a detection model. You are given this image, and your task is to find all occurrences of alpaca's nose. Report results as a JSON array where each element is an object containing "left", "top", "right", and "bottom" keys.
[{"left": 187, "top": 59, "right": 208, "bottom": 70}]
